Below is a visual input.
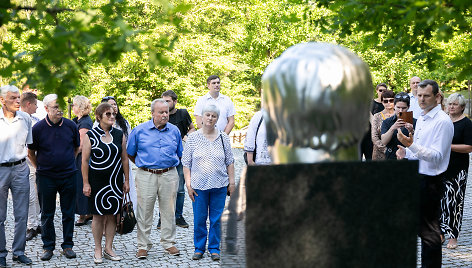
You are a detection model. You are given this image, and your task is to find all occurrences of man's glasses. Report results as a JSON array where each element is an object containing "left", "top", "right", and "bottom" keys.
[
  {"left": 105, "top": 112, "right": 117, "bottom": 118},
  {"left": 102, "top": 96, "right": 115, "bottom": 101},
  {"left": 48, "top": 105, "right": 60, "bottom": 111},
  {"left": 382, "top": 99, "right": 394, "bottom": 104}
]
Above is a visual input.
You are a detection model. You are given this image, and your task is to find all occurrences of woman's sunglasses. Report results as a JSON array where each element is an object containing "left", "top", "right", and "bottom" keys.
[
  {"left": 395, "top": 94, "right": 410, "bottom": 100},
  {"left": 382, "top": 99, "right": 394, "bottom": 104},
  {"left": 105, "top": 112, "right": 117, "bottom": 118},
  {"left": 102, "top": 96, "right": 115, "bottom": 101}
]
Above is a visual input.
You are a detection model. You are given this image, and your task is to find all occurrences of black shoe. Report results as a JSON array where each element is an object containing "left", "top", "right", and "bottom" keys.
[
  {"left": 0, "top": 257, "right": 6, "bottom": 268},
  {"left": 13, "top": 255, "right": 32, "bottom": 265},
  {"left": 36, "top": 225, "right": 41, "bottom": 234},
  {"left": 40, "top": 250, "right": 53, "bottom": 261},
  {"left": 63, "top": 248, "right": 76, "bottom": 259},
  {"left": 192, "top": 252, "right": 203, "bottom": 260},
  {"left": 211, "top": 253, "right": 220, "bottom": 261},
  {"left": 156, "top": 219, "right": 161, "bottom": 230},
  {"left": 26, "top": 228, "right": 37, "bottom": 241},
  {"left": 176, "top": 217, "right": 189, "bottom": 228}
]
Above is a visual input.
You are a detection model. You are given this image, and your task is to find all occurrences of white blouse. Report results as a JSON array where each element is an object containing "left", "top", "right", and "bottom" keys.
[
  {"left": 182, "top": 130, "right": 234, "bottom": 190},
  {"left": 244, "top": 110, "right": 272, "bottom": 165}
]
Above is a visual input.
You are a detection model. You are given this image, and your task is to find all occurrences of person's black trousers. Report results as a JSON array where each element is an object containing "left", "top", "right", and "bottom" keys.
[
  {"left": 37, "top": 173, "right": 76, "bottom": 251},
  {"left": 420, "top": 174, "right": 443, "bottom": 268}
]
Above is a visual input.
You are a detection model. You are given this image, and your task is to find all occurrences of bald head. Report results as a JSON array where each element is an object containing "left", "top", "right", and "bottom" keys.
[{"left": 409, "top": 76, "right": 421, "bottom": 95}]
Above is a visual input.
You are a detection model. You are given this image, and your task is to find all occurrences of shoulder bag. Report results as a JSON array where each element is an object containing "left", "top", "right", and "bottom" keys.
[{"left": 116, "top": 192, "right": 136, "bottom": 235}]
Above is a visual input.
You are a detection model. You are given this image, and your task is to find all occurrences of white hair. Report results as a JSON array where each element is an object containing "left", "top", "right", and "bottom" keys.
[
  {"left": 43, "top": 94, "right": 58, "bottom": 107},
  {"left": 0, "top": 85, "right": 20, "bottom": 98},
  {"left": 202, "top": 104, "right": 220, "bottom": 118},
  {"left": 151, "top": 98, "right": 169, "bottom": 113},
  {"left": 447, "top": 93, "right": 467, "bottom": 108}
]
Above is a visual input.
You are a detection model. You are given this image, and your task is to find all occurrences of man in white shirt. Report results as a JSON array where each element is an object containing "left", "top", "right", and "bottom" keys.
[
  {"left": 194, "top": 75, "right": 235, "bottom": 134},
  {"left": 407, "top": 76, "right": 422, "bottom": 119},
  {"left": 397, "top": 79, "right": 454, "bottom": 268},
  {"left": 20, "top": 92, "right": 42, "bottom": 241},
  {"left": 0, "top": 85, "right": 33, "bottom": 266},
  {"left": 22, "top": 85, "right": 46, "bottom": 119}
]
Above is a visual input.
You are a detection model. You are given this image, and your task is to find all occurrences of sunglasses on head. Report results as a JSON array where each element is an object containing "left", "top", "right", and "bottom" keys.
[
  {"left": 382, "top": 99, "right": 394, "bottom": 104},
  {"left": 102, "top": 96, "right": 115, "bottom": 101},
  {"left": 105, "top": 112, "right": 117, "bottom": 118},
  {"left": 395, "top": 94, "right": 410, "bottom": 100}
]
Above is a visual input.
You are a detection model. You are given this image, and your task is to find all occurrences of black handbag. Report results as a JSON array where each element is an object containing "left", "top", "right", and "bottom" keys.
[
  {"left": 244, "top": 116, "right": 263, "bottom": 164},
  {"left": 117, "top": 192, "right": 136, "bottom": 235}
]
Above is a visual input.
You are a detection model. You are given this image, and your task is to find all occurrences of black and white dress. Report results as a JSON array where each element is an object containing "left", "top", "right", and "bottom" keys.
[
  {"left": 440, "top": 117, "right": 472, "bottom": 239},
  {"left": 86, "top": 126, "right": 124, "bottom": 215}
]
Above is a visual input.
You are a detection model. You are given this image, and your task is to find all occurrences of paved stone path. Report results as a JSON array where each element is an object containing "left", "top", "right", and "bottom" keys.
[{"left": 3, "top": 150, "right": 472, "bottom": 267}]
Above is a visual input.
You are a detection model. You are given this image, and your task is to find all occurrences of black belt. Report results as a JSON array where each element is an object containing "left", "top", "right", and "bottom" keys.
[
  {"left": 140, "top": 166, "right": 174, "bottom": 175},
  {"left": 0, "top": 158, "right": 26, "bottom": 167}
]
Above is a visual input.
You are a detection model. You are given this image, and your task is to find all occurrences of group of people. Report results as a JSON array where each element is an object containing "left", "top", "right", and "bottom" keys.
[
  {"left": 0, "top": 74, "right": 237, "bottom": 266},
  {"left": 363, "top": 77, "right": 472, "bottom": 268},
  {"left": 2, "top": 73, "right": 470, "bottom": 267}
]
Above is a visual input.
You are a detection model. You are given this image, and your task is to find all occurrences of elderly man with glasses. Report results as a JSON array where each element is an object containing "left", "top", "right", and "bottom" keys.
[
  {"left": 27, "top": 94, "right": 80, "bottom": 262},
  {"left": 127, "top": 99, "right": 183, "bottom": 259}
]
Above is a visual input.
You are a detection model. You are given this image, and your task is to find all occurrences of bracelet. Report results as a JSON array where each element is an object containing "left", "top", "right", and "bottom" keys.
[{"left": 229, "top": 183, "right": 235, "bottom": 186}]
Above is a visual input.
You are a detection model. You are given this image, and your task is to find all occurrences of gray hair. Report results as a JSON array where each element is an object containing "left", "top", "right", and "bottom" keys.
[
  {"left": 150, "top": 98, "right": 169, "bottom": 113},
  {"left": 72, "top": 95, "right": 92, "bottom": 116},
  {"left": 0, "top": 85, "right": 20, "bottom": 98},
  {"left": 447, "top": 93, "right": 466, "bottom": 108},
  {"left": 43, "top": 94, "right": 58, "bottom": 107},
  {"left": 202, "top": 104, "right": 220, "bottom": 118}
]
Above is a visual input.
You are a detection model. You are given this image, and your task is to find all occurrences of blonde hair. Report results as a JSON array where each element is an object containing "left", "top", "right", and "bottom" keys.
[{"left": 73, "top": 95, "right": 92, "bottom": 116}]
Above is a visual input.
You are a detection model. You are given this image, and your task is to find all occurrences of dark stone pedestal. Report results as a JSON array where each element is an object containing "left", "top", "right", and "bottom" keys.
[{"left": 246, "top": 161, "right": 420, "bottom": 268}]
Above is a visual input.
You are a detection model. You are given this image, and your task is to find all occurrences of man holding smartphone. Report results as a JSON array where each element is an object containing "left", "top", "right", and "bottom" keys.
[{"left": 396, "top": 79, "right": 453, "bottom": 268}]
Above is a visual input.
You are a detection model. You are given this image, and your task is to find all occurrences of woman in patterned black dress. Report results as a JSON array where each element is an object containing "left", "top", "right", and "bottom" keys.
[
  {"left": 440, "top": 93, "right": 472, "bottom": 249},
  {"left": 82, "top": 103, "right": 130, "bottom": 264}
]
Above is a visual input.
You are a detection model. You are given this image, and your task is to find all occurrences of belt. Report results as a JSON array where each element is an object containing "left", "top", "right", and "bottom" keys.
[
  {"left": 0, "top": 158, "right": 26, "bottom": 167},
  {"left": 140, "top": 166, "right": 174, "bottom": 175}
]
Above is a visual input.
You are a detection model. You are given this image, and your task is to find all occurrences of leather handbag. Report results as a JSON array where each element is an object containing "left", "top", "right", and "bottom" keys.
[{"left": 117, "top": 192, "right": 136, "bottom": 235}]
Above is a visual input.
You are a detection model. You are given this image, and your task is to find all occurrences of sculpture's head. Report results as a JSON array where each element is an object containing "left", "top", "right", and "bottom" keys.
[{"left": 262, "top": 42, "right": 373, "bottom": 163}]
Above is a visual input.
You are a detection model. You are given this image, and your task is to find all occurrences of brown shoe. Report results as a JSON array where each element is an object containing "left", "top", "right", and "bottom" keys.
[
  {"left": 165, "top": 246, "right": 180, "bottom": 256},
  {"left": 136, "top": 249, "right": 148, "bottom": 259}
]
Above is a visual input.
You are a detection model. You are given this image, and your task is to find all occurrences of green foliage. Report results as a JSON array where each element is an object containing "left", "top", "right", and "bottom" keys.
[
  {"left": 315, "top": 0, "right": 472, "bottom": 90},
  {"left": 1, "top": 0, "right": 471, "bottom": 129}
]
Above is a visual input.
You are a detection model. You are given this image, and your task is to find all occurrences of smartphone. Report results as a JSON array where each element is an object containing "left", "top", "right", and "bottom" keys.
[{"left": 398, "top": 111, "right": 413, "bottom": 124}]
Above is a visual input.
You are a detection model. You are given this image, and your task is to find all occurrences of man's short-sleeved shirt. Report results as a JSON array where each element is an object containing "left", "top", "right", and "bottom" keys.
[
  {"left": 0, "top": 109, "right": 33, "bottom": 163},
  {"left": 28, "top": 116, "right": 80, "bottom": 178},
  {"left": 127, "top": 120, "right": 183, "bottom": 169},
  {"left": 194, "top": 93, "right": 235, "bottom": 132},
  {"left": 169, "top": 109, "right": 192, "bottom": 139}
]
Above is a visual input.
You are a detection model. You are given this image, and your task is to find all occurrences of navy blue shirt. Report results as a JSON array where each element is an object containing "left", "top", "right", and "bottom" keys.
[
  {"left": 28, "top": 116, "right": 80, "bottom": 178},
  {"left": 127, "top": 121, "right": 183, "bottom": 169}
]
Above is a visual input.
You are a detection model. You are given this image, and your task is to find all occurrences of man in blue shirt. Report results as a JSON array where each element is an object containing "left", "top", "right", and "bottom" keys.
[
  {"left": 27, "top": 94, "right": 80, "bottom": 262},
  {"left": 127, "top": 99, "right": 183, "bottom": 259}
]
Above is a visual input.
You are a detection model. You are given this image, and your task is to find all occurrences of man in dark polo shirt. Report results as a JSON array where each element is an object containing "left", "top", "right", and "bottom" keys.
[
  {"left": 27, "top": 94, "right": 80, "bottom": 261},
  {"left": 159, "top": 90, "right": 195, "bottom": 229}
]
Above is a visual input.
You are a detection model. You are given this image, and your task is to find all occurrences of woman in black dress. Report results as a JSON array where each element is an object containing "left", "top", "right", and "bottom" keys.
[
  {"left": 360, "top": 83, "right": 386, "bottom": 160},
  {"left": 440, "top": 93, "right": 472, "bottom": 249},
  {"left": 82, "top": 103, "right": 130, "bottom": 263},
  {"left": 72, "top": 95, "right": 93, "bottom": 226}
]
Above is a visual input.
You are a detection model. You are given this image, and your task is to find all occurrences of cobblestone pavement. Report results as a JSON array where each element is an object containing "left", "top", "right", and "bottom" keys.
[
  {"left": 417, "top": 156, "right": 472, "bottom": 268},
  {"left": 3, "top": 150, "right": 472, "bottom": 267}
]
